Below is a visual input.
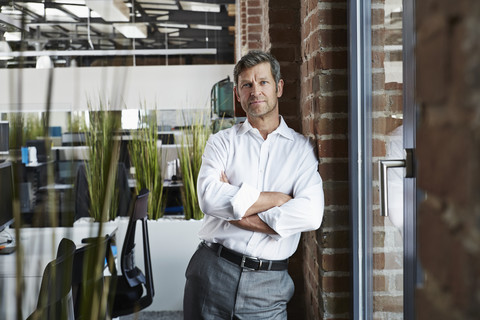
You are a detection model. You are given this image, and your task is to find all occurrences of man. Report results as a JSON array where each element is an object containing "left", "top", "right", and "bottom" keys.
[{"left": 184, "top": 50, "right": 324, "bottom": 319}]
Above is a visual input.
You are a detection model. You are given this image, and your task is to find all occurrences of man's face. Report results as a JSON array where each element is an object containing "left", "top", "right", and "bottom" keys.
[{"left": 234, "top": 62, "right": 284, "bottom": 119}]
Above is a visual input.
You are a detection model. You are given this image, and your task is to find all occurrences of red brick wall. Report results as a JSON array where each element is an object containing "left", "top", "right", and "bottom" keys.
[
  {"left": 416, "top": 0, "right": 480, "bottom": 318},
  {"left": 299, "top": 0, "right": 350, "bottom": 319}
]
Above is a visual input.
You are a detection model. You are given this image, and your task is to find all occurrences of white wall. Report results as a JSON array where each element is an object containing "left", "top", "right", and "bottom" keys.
[{"left": 0, "top": 64, "right": 234, "bottom": 112}]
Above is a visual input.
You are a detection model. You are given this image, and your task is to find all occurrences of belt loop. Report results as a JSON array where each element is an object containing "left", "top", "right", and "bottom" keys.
[
  {"left": 216, "top": 244, "right": 223, "bottom": 257},
  {"left": 267, "top": 260, "right": 272, "bottom": 271}
]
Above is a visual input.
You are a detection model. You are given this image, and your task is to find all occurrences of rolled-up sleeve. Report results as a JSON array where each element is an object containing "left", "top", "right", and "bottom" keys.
[
  {"left": 197, "top": 135, "right": 260, "bottom": 221},
  {"left": 258, "top": 152, "right": 324, "bottom": 239}
]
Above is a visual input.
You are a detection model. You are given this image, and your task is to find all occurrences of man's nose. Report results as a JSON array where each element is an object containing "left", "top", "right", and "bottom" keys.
[{"left": 250, "top": 83, "right": 261, "bottom": 95}]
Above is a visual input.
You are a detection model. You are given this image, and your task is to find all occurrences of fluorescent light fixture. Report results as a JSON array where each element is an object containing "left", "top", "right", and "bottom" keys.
[
  {"left": 158, "top": 22, "right": 188, "bottom": 29},
  {"left": 144, "top": 10, "right": 169, "bottom": 15},
  {"left": 156, "top": 15, "right": 169, "bottom": 21},
  {"left": 143, "top": 4, "right": 178, "bottom": 10},
  {"left": 114, "top": 23, "right": 148, "bottom": 38},
  {"left": 4, "top": 32, "right": 21, "bottom": 42},
  {"left": 180, "top": 1, "right": 220, "bottom": 13},
  {"left": 62, "top": 4, "right": 101, "bottom": 18},
  {"left": 169, "top": 32, "right": 180, "bottom": 37},
  {"left": 138, "top": 0, "right": 177, "bottom": 4},
  {"left": 169, "top": 40, "right": 188, "bottom": 45},
  {"left": 17, "top": 2, "right": 44, "bottom": 15},
  {"left": 190, "top": 24, "right": 222, "bottom": 31},
  {"left": 85, "top": 0, "right": 129, "bottom": 22},
  {"left": 157, "top": 27, "right": 180, "bottom": 33},
  {"left": 0, "top": 6, "right": 23, "bottom": 15},
  {"left": 45, "top": 8, "right": 78, "bottom": 21},
  {"left": 51, "top": 0, "right": 86, "bottom": 4},
  {"left": 0, "top": 41, "right": 13, "bottom": 60}
]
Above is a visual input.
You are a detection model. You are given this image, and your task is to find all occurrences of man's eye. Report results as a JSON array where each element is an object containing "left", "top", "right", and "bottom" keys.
[
  {"left": 261, "top": 81, "right": 268, "bottom": 85},
  {"left": 243, "top": 83, "right": 252, "bottom": 88}
]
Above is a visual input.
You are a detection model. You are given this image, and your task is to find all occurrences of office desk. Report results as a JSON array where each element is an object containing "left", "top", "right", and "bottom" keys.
[{"left": 0, "top": 224, "right": 117, "bottom": 320}]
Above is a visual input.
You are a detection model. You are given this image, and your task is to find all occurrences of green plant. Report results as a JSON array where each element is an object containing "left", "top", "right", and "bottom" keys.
[
  {"left": 84, "top": 104, "right": 122, "bottom": 222},
  {"left": 129, "top": 108, "right": 165, "bottom": 219},
  {"left": 68, "top": 111, "right": 87, "bottom": 133},
  {"left": 178, "top": 112, "right": 211, "bottom": 220}
]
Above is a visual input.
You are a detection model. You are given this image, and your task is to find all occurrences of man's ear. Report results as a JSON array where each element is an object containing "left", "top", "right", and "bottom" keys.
[
  {"left": 276, "top": 79, "right": 284, "bottom": 98},
  {"left": 234, "top": 86, "right": 240, "bottom": 102}
]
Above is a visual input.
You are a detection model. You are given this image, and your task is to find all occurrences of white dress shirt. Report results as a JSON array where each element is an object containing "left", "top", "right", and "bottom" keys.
[{"left": 197, "top": 117, "right": 324, "bottom": 260}]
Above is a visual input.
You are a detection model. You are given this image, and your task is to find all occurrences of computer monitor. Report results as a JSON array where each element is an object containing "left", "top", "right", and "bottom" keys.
[
  {"left": 0, "top": 121, "right": 8, "bottom": 154},
  {"left": 26, "top": 139, "right": 47, "bottom": 163},
  {"left": 0, "top": 161, "right": 14, "bottom": 233}
]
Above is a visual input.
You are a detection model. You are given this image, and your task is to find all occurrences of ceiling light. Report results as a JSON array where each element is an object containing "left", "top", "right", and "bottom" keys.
[
  {"left": 158, "top": 23, "right": 188, "bottom": 29},
  {"left": 0, "top": 41, "right": 13, "bottom": 60},
  {"left": 144, "top": 10, "right": 169, "bottom": 15},
  {"left": 4, "top": 32, "right": 21, "bottom": 42},
  {"left": 114, "top": 23, "right": 148, "bottom": 38},
  {"left": 0, "top": 6, "right": 23, "bottom": 15},
  {"left": 138, "top": 0, "right": 177, "bottom": 4},
  {"left": 62, "top": 5, "right": 101, "bottom": 18},
  {"left": 157, "top": 27, "right": 180, "bottom": 33},
  {"left": 143, "top": 4, "right": 178, "bottom": 10},
  {"left": 180, "top": 1, "right": 220, "bottom": 13},
  {"left": 85, "top": 0, "right": 129, "bottom": 22},
  {"left": 51, "top": 0, "right": 86, "bottom": 4},
  {"left": 169, "top": 40, "right": 187, "bottom": 45},
  {"left": 45, "top": 8, "right": 77, "bottom": 21},
  {"left": 156, "top": 15, "right": 169, "bottom": 21},
  {"left": 190, "top": 24, "right": 222, "bottom": 31}
]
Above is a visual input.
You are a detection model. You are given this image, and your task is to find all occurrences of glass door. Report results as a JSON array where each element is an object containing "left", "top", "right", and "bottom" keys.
[
  {"left": 349, "top": 0, "right": 417, "bottom": 318},
  {"left": 371, "top": 0, "right": 406, "bottom": 317}
]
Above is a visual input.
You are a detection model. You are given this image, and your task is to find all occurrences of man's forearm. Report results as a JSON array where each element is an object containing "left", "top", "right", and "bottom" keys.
[
  {"left": 229, "top": 214, "right": 277, "bottom": 234},
  {"left": 243, "top": 191, "right": 292, "bottom": 217}
]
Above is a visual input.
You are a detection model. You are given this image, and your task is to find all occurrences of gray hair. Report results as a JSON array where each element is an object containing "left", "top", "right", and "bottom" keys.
[{"left": 233, "top": 50, "right": 282, "bottom": 88}]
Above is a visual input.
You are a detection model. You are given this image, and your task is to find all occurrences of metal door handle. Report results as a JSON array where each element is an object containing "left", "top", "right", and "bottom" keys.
[
  {"left": 379, "top": 159, "right": 405, "bottom": 217},
  {"left": 379, "top": 149, "right": 414, "bottom": 217}
]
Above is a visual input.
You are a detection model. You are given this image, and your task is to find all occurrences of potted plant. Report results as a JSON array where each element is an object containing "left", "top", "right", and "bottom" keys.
[
  {"left": 128, "top": 108, "right": 166, "bottom": 220},
  {"left": 83, "top": 103, "right": 122, "bottom": 222},
  {"left": 178, "top": 112, "right": 211, "bottom": 220}
]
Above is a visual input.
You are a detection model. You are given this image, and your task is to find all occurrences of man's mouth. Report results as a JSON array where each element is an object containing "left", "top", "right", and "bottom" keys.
[{"left": 249, "top": 100, "right": 264, "bottom": 105}]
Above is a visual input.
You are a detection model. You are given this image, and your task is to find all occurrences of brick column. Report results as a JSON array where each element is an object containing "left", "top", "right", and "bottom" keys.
[{"left": 300, "top": 0, "right": 350, "bottom": 319}]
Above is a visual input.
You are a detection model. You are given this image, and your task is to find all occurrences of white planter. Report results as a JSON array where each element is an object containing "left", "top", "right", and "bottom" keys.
[{"left": 113, "top": 216, "right": 203, "bottom": 312}]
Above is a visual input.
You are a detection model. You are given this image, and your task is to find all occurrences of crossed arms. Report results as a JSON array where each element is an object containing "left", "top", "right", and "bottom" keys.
[{"left": 220, "top": 172, "right": 291, "bottom": 235}]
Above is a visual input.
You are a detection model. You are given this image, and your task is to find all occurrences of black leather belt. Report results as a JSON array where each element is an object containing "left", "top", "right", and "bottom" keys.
[{"left": 203, "top": 241, "right": 289, "bottom": 271}]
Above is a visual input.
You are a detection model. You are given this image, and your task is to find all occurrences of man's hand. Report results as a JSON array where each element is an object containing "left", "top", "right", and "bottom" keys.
[
  {"left": 220, "top": 171, "right": 290, "bottom": 235},
  {"left": 230, "top": 215, "right": 277, "bottom": 234},
  {"left": 220, "top": 171, "right": 292, "bottom": 217}
]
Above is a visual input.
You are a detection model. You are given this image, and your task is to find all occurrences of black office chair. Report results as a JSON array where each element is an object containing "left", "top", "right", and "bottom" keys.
[
  {"left": 110, "top": 188, "right": 154, "bottom": 317},
  {"left": 72, "top": 235, "right": 117, "bottom": 320},
  {"left": 27, "top": 238, "right": 77, "bottom": 320}
]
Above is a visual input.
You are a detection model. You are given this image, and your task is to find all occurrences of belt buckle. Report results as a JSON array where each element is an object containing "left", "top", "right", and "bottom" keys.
[{"left": 240, "top": 255, "right": 262, "bottom": 271}]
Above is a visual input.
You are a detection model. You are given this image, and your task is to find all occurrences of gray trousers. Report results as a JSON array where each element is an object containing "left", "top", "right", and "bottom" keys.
[{"left": 183, "top": 243, "right": 294, "bottom": 320}]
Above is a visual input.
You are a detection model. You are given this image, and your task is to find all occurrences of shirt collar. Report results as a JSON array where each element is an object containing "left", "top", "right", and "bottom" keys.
[{"left": 237, "top": 116, "right": 294, "bottom": 141}]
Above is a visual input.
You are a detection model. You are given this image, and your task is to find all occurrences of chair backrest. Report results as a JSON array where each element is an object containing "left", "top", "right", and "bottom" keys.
[
  {"left": 120, "top": 188, "right": 154, "bottom": 306},
  {"left": 27, "top": 238, "right": 76, "bottom": 320},
  {"left": 74, "top": 162, "right": 132, "bottom": 221},
  {"left": 72, "top": 235, "right": 117, "bottom": 320}
]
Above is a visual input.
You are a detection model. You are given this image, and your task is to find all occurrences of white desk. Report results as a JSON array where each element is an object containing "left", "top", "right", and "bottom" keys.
[{"left": 0, "top": 223, "right": 117, "bottom": 320}]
